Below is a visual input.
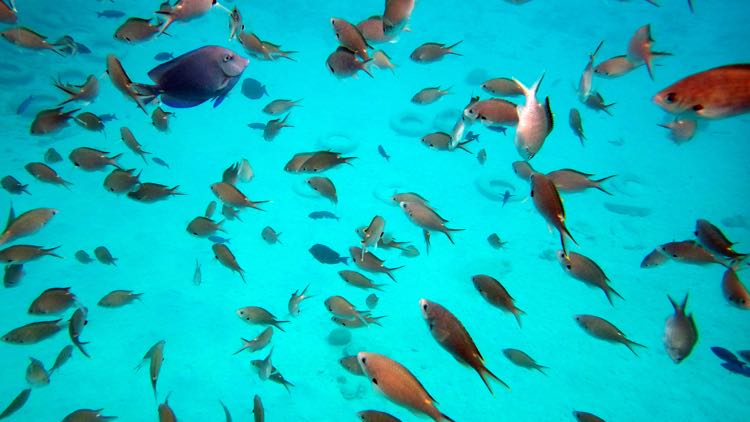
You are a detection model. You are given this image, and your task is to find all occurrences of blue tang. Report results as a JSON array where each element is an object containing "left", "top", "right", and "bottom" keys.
[{"left": 146, "top": 46, "right": 249, "bottom": 108}]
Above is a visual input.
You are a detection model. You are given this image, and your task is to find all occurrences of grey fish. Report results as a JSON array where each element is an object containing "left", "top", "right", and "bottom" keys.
[
  {"left": 16, "top": 95, "right": 34, "bottom": 114},
  {"left": 241, "top": 78, "right": 268, "bottom": 100},
  {"left": 487, "top": 126, "right": 507, "bottom": 134},
  {"left": 99, "top": 113, "right": 118, "bottom": 122},
  {"left": 248, "top": 122, "right": 266, "bottom": 130},
  {"left": 0, "top": 389, "right": 31, "bottom": 420},
  {"left": 154, "top": 52, "right": 174, "bottom": 61},
  {"left": 309, "top": 244, "right": 348, "bottom": 264},
  {"left": 144, "top": 46, "right": 249, "bottom": 108},
  {"left": 4, "top": 263, "right": 24, "bottom": 287},
  {"left": 664, "top": 294, "right": 698, "bottom": 363},
  {"left": 377, "top": 145, "right": 390, "bottom": 161},
  {"left": 308, "top": 211, "right": 339, "bottom": 221},
  {"left": 152, "top": 157, "right": 170, "bottom": 168},
  {"left": 97, "top": 10, "right": 125, "bottom": 18},
  {"left": 208, "top": 235, "right": 231, "bottom": 244}
]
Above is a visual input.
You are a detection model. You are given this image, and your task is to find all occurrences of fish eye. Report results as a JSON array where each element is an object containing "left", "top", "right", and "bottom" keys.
[
  {"left": 361, "top": 357, "right": 367, "bottom": 364},
  {"left": 422, "top": 304, "right": 428, "bottom": 311},
  {"left": 566, "top": 264, "right": 572, "bottom": 270},
  {"left": 223, "top": 54, "right": 233, "bottom": 62},
  {"left": 664, "top": 92, "right": 677, "bottom": 104},
  {"left": 371, "top": 378, "right": 378, "bottom": 385}
]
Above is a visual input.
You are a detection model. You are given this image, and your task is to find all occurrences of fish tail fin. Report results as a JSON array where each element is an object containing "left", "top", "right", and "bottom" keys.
[
  {"left": 385, "top": 266, "right": 404, "bottom": 282},
  {"left": 513, "top": 308, "right": 524, "bottom": 328},
  {"left": 590, "top": 40, "right": 604, "bottom": 60},
  {"left": 608, "top": 285, "right": 624, "bottom": 303},
  {"left": 594, "top": 175, "right": 616, "bottom": 195},
  {"left": 361, "top": 58, "right": 374, "bottom": 78},
  {"left": 274, "top": 321, "right": 289, "bottom": 332},
  {"left": 444, "top": 227, "right": 464, "bottom": 244},
  {"left": 155, "top": 13, "right": 175, "bottom": 36},
  {"left": 536, "top": 365, "right": 550, "bottom": 376},
  {"left": 250, "top": 200, "right": 269, "bottom": 211},
  {"left": 441, "top": 413, "right": 456, "bottom": 422},
  {"left": 645, "top": 55, "right": 655, "bottom": 80},
  {"left": 625, "top": 339, "right": 647, "bottom": 356},
  {"left": 446, "top": 40, "right": 463, "bottom": 53},
  {"left": 477, "top": 364, "right": 510, "bottom": 395},
  {"left": 45, "top": 245, "right": 63, "bottom": 258},
  {"left": 561, "top": 224, "right": 578, "bottom": 246}
]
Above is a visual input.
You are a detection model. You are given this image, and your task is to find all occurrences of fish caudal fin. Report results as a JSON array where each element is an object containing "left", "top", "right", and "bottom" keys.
[
  {"left": 625, "top": 339, "right": 647, "bottom": 356},
  {"left": 385, "top": 265, "right": 404, "bottom": 282},
  {"left": 594, "top": 175, "right": 616, "bottom": 195},
  {"left": 475, "top": 364, "right": 510, "bottom": 395}
]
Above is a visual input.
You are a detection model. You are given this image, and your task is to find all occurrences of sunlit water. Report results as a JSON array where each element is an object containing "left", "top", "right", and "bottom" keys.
[{"left": 1, "top": 0, "right": 749, "bottom": 420}]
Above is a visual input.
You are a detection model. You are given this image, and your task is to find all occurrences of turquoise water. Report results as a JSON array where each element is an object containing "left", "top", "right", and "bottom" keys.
[{"left": 1, "top": 0, "right": 750, "bottom": 420}]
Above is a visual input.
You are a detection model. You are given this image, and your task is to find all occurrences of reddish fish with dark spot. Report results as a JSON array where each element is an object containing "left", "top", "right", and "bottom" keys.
[
  {"left": 558, "top": 251, "right": 623, "bottom": 305},
  {"left": 530, "top": 173, "right": 577, "bottom": 256}
]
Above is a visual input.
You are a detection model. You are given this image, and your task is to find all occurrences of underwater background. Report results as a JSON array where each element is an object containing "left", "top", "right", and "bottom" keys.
[{"left": 1, "top": 0, "right": 750, "bottom": 420}]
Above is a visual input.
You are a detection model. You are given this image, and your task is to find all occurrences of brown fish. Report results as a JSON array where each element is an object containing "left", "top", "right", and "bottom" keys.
[
  {"left": 339, "top": 270, "right": 386, "bottom": 291},
  {"left": 69, "top": 147, "right": 122, "bottom": 171},
  {"left": 120, "top": 127, "right": 150, "bottom": 162},
  {"left": 664, "top": 294, "right": 698, "bottom": 363},
  {"left": 135, "top": 340, "right": 166, "bottom": 371},
  {"left": 68, "top": 307, "right": 90, "bottom": 357},
  {"left": 391, "top": 192, "right": 431, "bottom": 207},
  {"left": 410, "top": 41, "right": 462, "bottom": 63},
  {"left": 0, "top": 245, "right": 61, "bottom": 264},
  {"left": 486, "top": 233, "right": 507, "bottom": 250},
  {"left": 511, "top": 161, "right": 536, "bottom": 181},
  {"left": 1, "top": 176, "right": 30, "bottom": 195},
  {"left": 382, "top": 0, "right": 415, "bottom": 35},
  {"left": 288, "top": 285, "right": 313, "bottom": 316},
  {"left": 463, "top": 98, "right": 518, "bottom": 126},
  {"left": 187, "top": 216, "right": 225, "bottom": 237},
  {"left": 262, "top": 99, "right": 302, "bottom": 115},
  {"left": 98, "top": 290, "right": 143, "bottom": 307},
  {"left": 74, "top": 112, "right": 105, "bottom": 133},
  {"left": 233, "top": 327, "right": 273, "bottom": 355},
  {"left": 307, "top": 177, "right": 337, "bottom": 203},
  {"left": 594, "top": 55, "right": 638, "bottom": 78},
  {"left": 213, "top": 243, "right": 245, "bottom": 282},
  {"left": 722, "top": 268, "right": 750, "bottom": 309},
  {"left": 653, "top": 64, "right": 750, "bottom": 119},
  {"left": 326, "top": 46, "right": 373, "bottom": 78},
  {"left": 151, "top": 107, "right": 173, "bottom": 131},
  {"left": 349, "top": 246, "right": 403, "bottom": 282},
  {"left": 0, "top": 206, "right": 57, "bottom": 245},
  {"left": 583, "top": 91, "right": 614, "bottom": 115},
  {"left": 332, "top": 314, "right": 384, "bottom": 328},
  {"left": 0, "top": 389, "right": 31, "bottom": 420},
  {"left": 74, "top": 250, "right": 94, "bottom": 264},
  {"left": 106, "top": 54, "right": 154, "bottom": 113},
  {"left": 28, "top": 287, "right": 77, "bottom": 314},
  {"left": 357, "top": 16, "right": 396, "bottom": 43},
  {"left": 659, "top": 240, "right": 727, "bottom": 267},
  {"left": 298, "top": 151, "right": 356, "bottom": 173},
  {"left": 0, "top": 1, "right": 17, "bottom": 24},
  {"left": 26, "top": 357, "right": 50, "bottom": 386},
  {"left": 658, "top": 117, "right": 697, "bottom": 143},
  {"left": 400, "top": 201, "right": 462, "bottom": 245},
  {"left": 1, "top": 27, "right": 63, "bottom": 54},
  {"left": 94, "top": 246, "right": 117, "bottom": 265},
  {"left": 62, "top": 409, "right": 117, "bottom": 421},
  {"left": 358, "top": 410, "right": 401, "bottom": 422},
  {"left": 640, "top": 248, "right": 669, "bottom": 268},
  {"left": 261, "top": 226, "right": 282, "bottom": 244},
  {"left": 49, "top": 345, "right": 74, "bottom": 374},
  {"left": 477, "top": 148, "right": 487, "bottom": 165},
  {"left": 150, "top": 340, "right": 165, "bottom": 399},
  {"left": 558, "top": 251, "right": 623, "bottom": 305},
  {"left": 357, "top": 352, "right": 453, "bottom": 421},
  {"left": 627, "top": 24, "right": 661, "bottom": 80},
  {"left": 2, "top": 319, "right": 64, "bottom": 344},
  {"left": 155, "top": 0, "right": 216, "bottom": 35},
  {"left": 421, "top": 132, "right": 473, "bottom": 153},
  {"left": 568, "top": 108, "right": 585, "bottom": 145},
  {"left": 103, "top": 168, "right": 141, "bottom": 193},
  {"left": 481, "top": 77, "right": 523, "bottom": 97},
  {"left": 128, "top": 183, "right": 182, "bottom": 203},
  {"left": 420, "top": 299, "right": 508, "bottom": 393},
  {"left": 411, "top": 87, "right": 451, "bottom": 105},
  {"left": 331, "top": 17, "right": 372, "bottom": 60},
  {"left": 546, "top": 169, "right": 614, "bottom": 195},
  {"left": 575, "top": 314, "right": 645, "bottom": 355},
  {"left": 211, "top": 182, "right": 268, "bottom": 210},
  {"left": 236, "top": 306, "right": 289, "bottom": 331},
  {"left": 372, "top": 50, "right": 396, "bottom": 72},
  {"left": 471, "top": 274, "right": 524, "bottom": 327},
  {"left": 158, "top": 394, "right": 177, "bottom": 422},
  {"left": 340, "top": 355, "right": 365, "bottom": 375},
  {"left": 24, "top": 162, "right": 72, "bottom": 188},
  {"left": 263, "top": 114, "right": 292, "bottom": 141},
  {"left": 4, "top": 263, "right": 24, "bottom": 287},
  {"left": 253, "top": 395, "right": 264, "bottom": 421},
  {"left": 115, "top": 17, "right": 161, "bottom": 43},
  {"left": 694, "top": 219, "right": 746, "bottom": 262},
  {"left": 530, "top": 173, "right": 577, "bottom": 256},
  {"left": 325, "top": 295, "right": 371, "bottom": 323},
  {"left": 54, "top": 75, "right": 99, "bottom": 105},
  {"left": 30, "top": 107, "right": 79, "bottom": 135}
]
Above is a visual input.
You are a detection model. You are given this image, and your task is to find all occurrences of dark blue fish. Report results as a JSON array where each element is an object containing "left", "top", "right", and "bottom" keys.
[
  {"left": 97, "top": 10, "right": 125, "bottom": 18},
  {"left": 308, "top": 211, "right": 339, "bottom": 221},
  {"left": 16, "top": 95, "right": 34, "bottom": 115},
  {"left": 465, "top": 131, "right": 480, "bottom": 142},
  {"left": 309, "top": 244, "right": 349, "bottom": 265},
  {"left": 154, "top": 52, "right": 174, "bottom": 61},
  {"left": 377, "top": 145, "right": 390, "bottom": 161},
  {"left": 151, "top": 157, "right": 170, "bottom": 168},
  {"left": 501, "top": 190, "right": 514, "bottom": 207},
  {"left": 241, "top": 78, "right": 268, "bottom": 100},
  {"left": 720, "top": 362, "right": 750, "bottom": 377},
  {"left": 144, "top": 46, "right": 249, "bottom": 108},
  {"left": 247, "top": 122, "right": 266, "bottom": 130},
  {"left": 99, "top": 113, "right": 118, "bottom": 122},
  {"left": 487, "top": 126, "right": 508, "bottom": 135},
  {"left": 209, "top": 235, "right": 231, "bottom": 244},
  {"left": 74, "top": 42, "right": 91, "bottom": 54},
  {"left": 711, "top": 347, "right": 745, "bottom": 366}
]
